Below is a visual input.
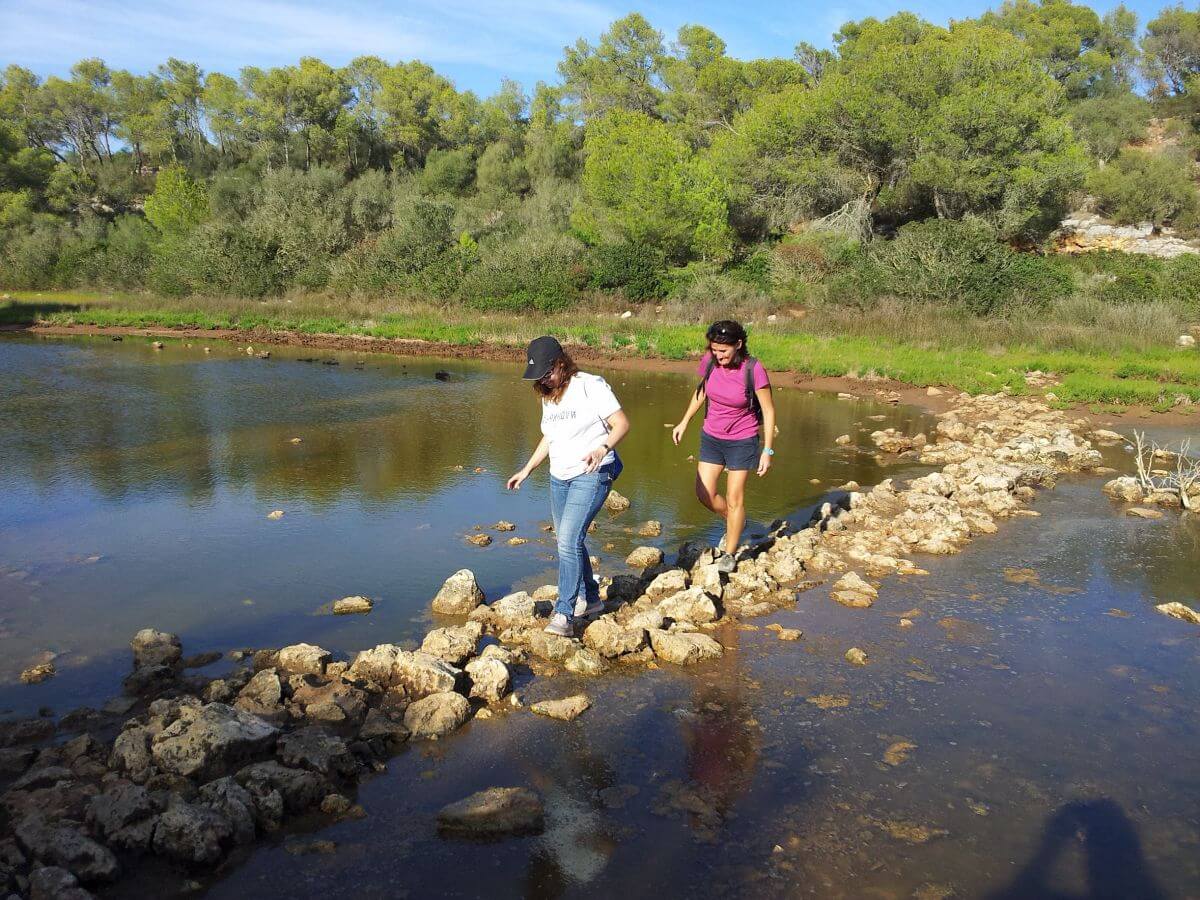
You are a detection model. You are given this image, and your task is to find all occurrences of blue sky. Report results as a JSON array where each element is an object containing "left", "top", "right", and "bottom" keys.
[{"left": 0, "top": 0, "right": 1169, "bottom": 98}]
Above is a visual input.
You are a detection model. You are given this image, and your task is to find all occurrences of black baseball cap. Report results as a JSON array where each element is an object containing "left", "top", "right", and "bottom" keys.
[{"left": 522, "top": 335, "right": 563, "bottom": 380}]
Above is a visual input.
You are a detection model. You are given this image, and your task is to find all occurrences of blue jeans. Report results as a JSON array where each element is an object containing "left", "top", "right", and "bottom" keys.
[{"left": 549, "top": 457, "right": 623, "bottom": 618}]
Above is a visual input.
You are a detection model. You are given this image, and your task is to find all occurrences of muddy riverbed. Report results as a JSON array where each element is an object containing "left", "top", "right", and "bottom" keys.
[{"left": 1, "top": 335, "right": 1198, "bottom": 899}]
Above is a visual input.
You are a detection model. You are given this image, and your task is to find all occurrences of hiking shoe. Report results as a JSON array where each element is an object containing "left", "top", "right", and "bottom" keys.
[
  {"left": 715, "top": 552, "right": 737, "bottom": 574},
  {"left": 574, "top": 597, "right": 605, "bottom": 618},
  {"left": 543, "top": 613, "right": 574, "bottom": 637}
]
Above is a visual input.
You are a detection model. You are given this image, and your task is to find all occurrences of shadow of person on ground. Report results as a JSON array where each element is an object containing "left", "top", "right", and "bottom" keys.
[
  {"left": 0, "top": 301, "right": 82, "bottom": 327},
  {"left": 988, "top": 798, "right": 1167, "bottom": 900}
]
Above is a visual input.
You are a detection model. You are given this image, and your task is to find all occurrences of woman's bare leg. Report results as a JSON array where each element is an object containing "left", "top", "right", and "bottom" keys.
[{"left": 723, "top": 469, "right": 750, "bottom": 555}]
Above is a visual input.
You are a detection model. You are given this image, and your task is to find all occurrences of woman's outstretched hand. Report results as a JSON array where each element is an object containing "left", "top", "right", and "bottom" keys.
[
  {"left": 671, "top": 423, "right": 686, "bottom": 445},
  {"left": 757, "top": 451, "right": 772, "bottom": 477},
  {"left": 506, "top": 470, "right": 528, "bottom": 490}
]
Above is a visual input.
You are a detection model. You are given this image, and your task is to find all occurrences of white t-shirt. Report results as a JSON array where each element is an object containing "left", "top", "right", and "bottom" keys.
[{"left": 541, "top": 372, "right": 621, "bottom": 480}]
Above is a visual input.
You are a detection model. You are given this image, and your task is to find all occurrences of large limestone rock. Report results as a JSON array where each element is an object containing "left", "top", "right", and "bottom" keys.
[
  {"left": 649, "top": 631, "right": 723, "bottom": 665},
  {"left": 644, "top": 569, "right": 688, "bottom": 599},
  {"left": 197, "top": 776, "right": 257, "bottom": 845},
  {"left": 420, "top": 626, "right": 478, "bottom": 667},
  {"left": 1103, "top": 477, "right": 1145, "bottom": 503},
  {"left": 236, "top": 761, "right": 328, "bottom": 817},
  {"left": 152, "top": 801, "right": 234, "bottom": 865},
  {"left": 291, "top": 677, "right": 367, "bottom": 725},
  {"left": 276, "top": 644, "right": 331, "bottom": 676},
  {"left": 347, "top": 645, "right": 460, "bottom": 698},
  {"left": 86, "top": 784, "right": 160, "bottom": 852},
  {"left": 470, "top": 591, "right": 540, "bottom": 629},
  {"left": 150, "top": 703, "right": 279, "bottom": 780},
  {"left": 109, "top": 726, "right": 154, "bottom": 778},
  {"left": 234, "top": 669, "right": 285, "bottom": 719},
  {"left": 14, "top": 815, "right": 119, "bottom": 884},
  {"left": 464, "top": 657, "right": 511, "bottom": 702},
  {"left": 437, "top": 787, "right": 544, "bottom": 837},
  {"left": 276, "top": 726, "right": 357, "bottom": 778},
  {"left": 656, "top": 588, "right": 718, "bottom": 625},
  {"left": 527, "top": 629, "right": 580, "bottom": 663},
  {"left": 564, "top": 649, "right": 608, "bottom": 676},
  {"left": 130, "top": 629, "right": 182, "bottom": 669},
  {"left": 432, "top": 569, "right": 485, "bottom": 615},
  {"left": 582, "top": 618, "right": 647, "bottom": 658},
  {"left": 403, "top": 692, "right": 471, "bottom": 739}
]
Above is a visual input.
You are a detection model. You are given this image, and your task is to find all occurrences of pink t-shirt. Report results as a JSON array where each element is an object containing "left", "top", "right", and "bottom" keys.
[{"left": 697, "top": 353, "right": 770, "bottom": 441}]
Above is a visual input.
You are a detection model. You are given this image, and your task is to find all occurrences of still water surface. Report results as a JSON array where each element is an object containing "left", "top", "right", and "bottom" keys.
[
  {"left": 0, "top": 335, "right": 926, "bottom": 716},
  {"left": 2, "top": 335, "right": 1198, "bottom": 899}
]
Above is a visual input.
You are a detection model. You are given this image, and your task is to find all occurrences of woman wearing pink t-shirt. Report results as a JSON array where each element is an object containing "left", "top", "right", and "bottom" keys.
[{"left": 671, "top": 320, "right": 776, "bottom": 573}]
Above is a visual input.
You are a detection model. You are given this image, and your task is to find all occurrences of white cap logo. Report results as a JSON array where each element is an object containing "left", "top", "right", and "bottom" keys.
[{"left": 529, "top": 358, "right": 534, "bottom": 365}]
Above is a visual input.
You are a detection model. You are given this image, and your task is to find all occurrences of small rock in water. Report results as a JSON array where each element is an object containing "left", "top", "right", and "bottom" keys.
[
  {"left": 434, "top": 370, "right": 451, "bottom": 381},
  {"left": 432, "top": 569, "right": 485, "bottom": 615},
  {"left": 530, "top": 694, "right": 591, "bottom": 721},
  {"left": 625, "top": 546, "right": 663, "bottom": 569},
  {"left": 333, "top": 595, "right": 373, "bottom": 615},
  {"left": 605, "top": 490, "right": 630, "bottom": 512},
  {"left": 1126, "top": 507, "right": 1164, "bottom": 519},
  {"left": 883, "top": 740, "right": 916, "bottom": 766},
  {"left": 492, "top": 520, "right": 516, "bottom": 532},
  {"left": 637, "top": 519, "right": 662, "bottom": 537},
  {"left": 266, "top": 510, "right": 284, "bottom": 520},
  {"left": 831, "top": 572, "right": 877, "bottom": 608},
  {"left": 20, "top": 663, "right": 55, "bottom": 684},
  {"left": 845, "top": 647, "right": 868, "bottom": 666},
  {"left": 152, "top": 341, "right": 164, "bottom": 350},
  {"left": 899, "top": 618, "right": 914, "bottom": 628},
  {"left": 775, "top": 628, "right": 802, "bottom": 642},
  {"left": 466, "top": 533, "right": 492, "bottom": 547},
  {"left": 289, "top": 437, "right": 302, "bottom": 444},
  {"left": 437, "top": 787, "right": 544, "bottom": 837},
  {"left": 835, "top": 434, "right": 851, "bottom": 445},
  {"left": 507, "top": 536, "right": 528, "bottom": 546}
]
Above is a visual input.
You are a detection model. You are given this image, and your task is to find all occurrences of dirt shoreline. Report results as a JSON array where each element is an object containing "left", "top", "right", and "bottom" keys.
[{"left": 4, "top": 321, "right": 1194, "bottom": 427}]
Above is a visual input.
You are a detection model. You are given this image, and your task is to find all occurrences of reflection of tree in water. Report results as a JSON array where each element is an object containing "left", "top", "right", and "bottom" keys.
[{"left": 987, "top": 798, "right": 1166, "bottom": 900}]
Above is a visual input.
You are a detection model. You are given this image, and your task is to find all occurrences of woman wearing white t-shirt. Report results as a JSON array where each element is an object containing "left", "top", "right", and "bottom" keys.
[{"left": 507, "top": 336, "right": 630, "bottom": 636}]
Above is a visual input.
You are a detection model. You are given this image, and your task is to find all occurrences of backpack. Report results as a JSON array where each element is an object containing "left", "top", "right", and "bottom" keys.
[{"left": 697, "top": 355, "right": 764, "bottom": 426}]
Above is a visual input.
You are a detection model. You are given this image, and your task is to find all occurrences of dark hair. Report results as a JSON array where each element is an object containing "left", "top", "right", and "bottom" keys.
[
  {"left": 533, "top": 351, "right": 579, "bottom": 403},
  {"left": 705, "top": 320, "right": 749, "bottom": 367}
]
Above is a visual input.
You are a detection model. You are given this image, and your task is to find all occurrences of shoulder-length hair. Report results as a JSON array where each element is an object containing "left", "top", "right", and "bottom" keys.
[{"left": 533, "top": 351, "right": 579, "bottom": 404}]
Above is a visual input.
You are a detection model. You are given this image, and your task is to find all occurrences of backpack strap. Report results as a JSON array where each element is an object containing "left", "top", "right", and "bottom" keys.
[
  {"left": 697, "top": 354, "right": 718, "bottom": 417},
  {"left": 744, "top": 356, "right": 764, "bottom": 425}
]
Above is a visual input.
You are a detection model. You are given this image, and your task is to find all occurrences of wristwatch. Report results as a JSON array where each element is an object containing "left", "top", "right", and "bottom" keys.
[{"left": 765, "top": 448, "right": 775, "bottom": 456}]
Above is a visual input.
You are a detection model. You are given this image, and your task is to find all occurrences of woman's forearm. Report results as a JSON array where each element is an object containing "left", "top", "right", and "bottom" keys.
[
  {"left": 679, "top": 392, "right": 705, "bottom": 428},
  {"left": 604, "top": 410, "right": 631, "bottom": 449},
  {"left": 523, "top": 436, "right": 550, "bottom": 473},
  {"left": 758, "top": 388, "right": 776, "bottom": 451}
]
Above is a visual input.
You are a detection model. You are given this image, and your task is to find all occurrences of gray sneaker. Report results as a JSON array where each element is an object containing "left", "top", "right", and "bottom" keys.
[
  {"left": 715, "top": 552, "right": 737, "bottom": 574},
  {"left": 573, "top": 597, "right": 605, "bottom": 618},
  {"left": 543, "top": 613, "right": 574, "bottom": 637}
]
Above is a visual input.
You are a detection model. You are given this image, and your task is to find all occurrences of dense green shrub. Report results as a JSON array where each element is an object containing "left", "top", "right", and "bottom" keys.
[
  {"left": 1088, "top": 149, "right": 1200, "bottom": 230},
  {"left": 422, "top": 149, "right": 476, "bottom": 196},
  {"left": 768, "top": 232, "right": 861, "bottom": 293},
  {"left": 101, "top": 215, "right": 156, "bottom": 286},
  {"left": 1068, "top": 94, "right": 1151, "bottom": 162},
  {"left": 0, "top": 222, "right": 60, "bottom": 287},
  {"left": 247, "top": 167, "right": 349, "bottom": 288},
  {"left": 588, "top": 242, "right": 665, "bottom": 299},
  {"left": 1165, "top": 253, "right": 1200, "bottom": 313},
  {"left": 871, "top": 219, "right": 1072, "bottom": 314},
  {"left": 458, "top": 235, "right": 584, "bottom": 312}
]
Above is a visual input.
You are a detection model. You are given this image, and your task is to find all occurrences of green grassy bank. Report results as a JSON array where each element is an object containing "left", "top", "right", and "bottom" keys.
[{"left": 3, "top": 290, "right": 1199, "bottom": 412}]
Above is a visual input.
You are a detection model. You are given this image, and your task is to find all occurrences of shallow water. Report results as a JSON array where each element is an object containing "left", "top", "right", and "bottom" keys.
[
  {"left": 0, "top": 334, "right": 926, "bottom": 717},
  {"left": 3, "top": 336, "right": 1198, "bottom": 900}
]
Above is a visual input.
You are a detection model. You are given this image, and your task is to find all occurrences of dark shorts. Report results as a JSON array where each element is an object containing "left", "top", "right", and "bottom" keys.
[{"left": 699, "top": 431, "right": 761, "bottom": 471}]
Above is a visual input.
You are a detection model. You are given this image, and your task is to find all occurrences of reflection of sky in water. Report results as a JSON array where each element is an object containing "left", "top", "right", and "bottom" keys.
[{"left": 0, "top": 335, "right": 930, "bottom": 715}]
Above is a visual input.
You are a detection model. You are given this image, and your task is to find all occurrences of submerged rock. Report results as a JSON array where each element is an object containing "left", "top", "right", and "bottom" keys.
[
  {"left": 437, "top": 787, "right": 544, "bottom": 837},
  {"left": 332, "top": 595, "right": 373, "bottom": 615},
  {"left": 276, "top": 727, "right": 356, "bottom": 778},
  {"left": 530, "top": 695, "right": 591, "bottom": 721},
  {"left": 1156, "top": 602, "right": 1200, "bottom": 625},
  {"left": 845, "top": 647, "right": 869, "bottom": 666},
  {"left": 831, "top": 571, "right": 877, "bottom": 608},
  {"left": 20, "top": 663, "right": 55, "bottom": 684}
]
